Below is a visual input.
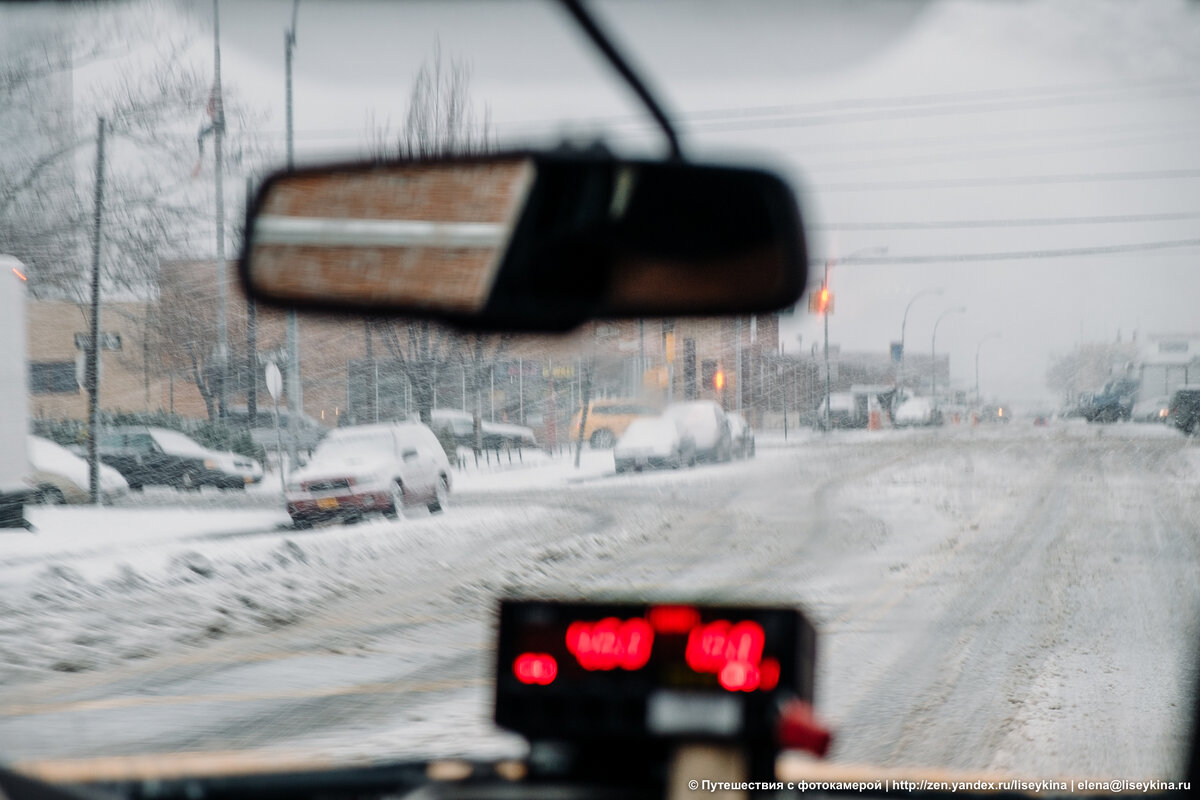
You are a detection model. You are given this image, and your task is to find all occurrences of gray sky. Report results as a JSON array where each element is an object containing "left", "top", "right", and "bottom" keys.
[{"left": 83, "top": 0, "right": 1200, "bottom": 408}]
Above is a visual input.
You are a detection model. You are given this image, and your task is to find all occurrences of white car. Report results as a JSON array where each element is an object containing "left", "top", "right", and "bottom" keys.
[
  {"left": 663, "top": 400, "right": 733, "bottom": 463},
  {"left": 286, "top": 422, "right": 451, "bottom": 526},
  {"left": 27, "top": 435, "right": 129, "bottom": 504},
  {"left": 614, "top": 417, "right": 696, "bottom": 473},
  {"left": 894, "top": 397, "right": 941, "bottom": 427}
]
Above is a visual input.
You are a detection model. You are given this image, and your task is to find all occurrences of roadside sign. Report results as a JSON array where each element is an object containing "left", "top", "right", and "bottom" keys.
[{"left": 265, "top": 362, "right": 283, "bottom": 401}]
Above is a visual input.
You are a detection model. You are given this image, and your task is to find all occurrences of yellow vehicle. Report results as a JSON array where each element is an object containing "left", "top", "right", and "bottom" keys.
[{"left": 569, "top": 399, "right": 662, "bottom": 449}]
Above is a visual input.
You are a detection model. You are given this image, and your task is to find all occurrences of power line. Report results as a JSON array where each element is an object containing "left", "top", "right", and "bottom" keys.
[
  {"left": 814, "top": 168, "right": 1200, "bottom": 193},
  {"left": 814, "top": 212, "right": 1200, "bottom": 231},
  {"left": 496, "top": 84, "right": 1200, "bottom": 140},
  {"left": 684, "top": 87, "right": 1200, "bottom": 136},
  {"left": 810, "top": 238, "right": 1200, "bottom": 266},
  {"left": 776, "top": 119, "right": 1200, "bottom": 155},
  {"left": 799, "top": 128, "right": 1200, "bottom": 174},
  {"left": 493, "top": 76, "right": 1200, "bottom": 135},
  {"left": 681, "top": 79, "right": 1200, "bottom": 121}
]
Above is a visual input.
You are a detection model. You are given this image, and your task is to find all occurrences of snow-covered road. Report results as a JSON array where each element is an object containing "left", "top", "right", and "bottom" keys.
[{"left": 2, "top": 424, "right": 1198, "bottom": 781}]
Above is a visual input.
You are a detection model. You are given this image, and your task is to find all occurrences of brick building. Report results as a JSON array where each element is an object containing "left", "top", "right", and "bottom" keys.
[{"left": 28, "top": 260, "right": 783, "bottom": 445}]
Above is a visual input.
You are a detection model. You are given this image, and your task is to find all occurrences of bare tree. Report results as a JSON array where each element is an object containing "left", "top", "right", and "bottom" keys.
[
  {"left": 1046, "top": 341, "right": 1139, "bottom": 405},
  {"left": 370, "top": 38, "right": 492, "bottom": 161},
  {"left": 365, "top": 40, "right": 505, "bottom": 438},
  {"left": 1, "top": 10, "right": 267, "bottom": 304}
]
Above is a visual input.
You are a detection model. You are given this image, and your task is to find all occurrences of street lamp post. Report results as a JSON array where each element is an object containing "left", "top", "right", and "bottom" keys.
[
  {"left": 898, "top": 288, "right": 942, "bottom": 395},
  {"left": 931, "top": 306, "right": 966, "bottom": 407},
  {"left": 822, "top": 260, "right": 831, "bottom": 430},
  {"left": 975, "top": 332, "right": 1002, "bottom": 405}
]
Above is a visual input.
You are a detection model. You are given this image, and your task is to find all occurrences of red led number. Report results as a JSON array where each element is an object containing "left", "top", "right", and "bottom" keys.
[
  {"left": 566, "top": 617, "right": 655, "bottom": 671},
  {"left": 513, "top": 653, "right": 557, "bottom": 685},
  {"left": 685, "top": 620, "right": 779, "bottom": 692}
]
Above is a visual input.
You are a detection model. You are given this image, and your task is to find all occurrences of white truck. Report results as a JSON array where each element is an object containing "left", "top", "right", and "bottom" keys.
[{"left": 0, "top": 255, "right": 32, "bottom": 529}]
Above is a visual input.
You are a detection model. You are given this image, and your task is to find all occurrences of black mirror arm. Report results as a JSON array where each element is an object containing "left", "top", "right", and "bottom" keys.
[{"left": 559, "top": 0, "right": 684, "bottom": 161}]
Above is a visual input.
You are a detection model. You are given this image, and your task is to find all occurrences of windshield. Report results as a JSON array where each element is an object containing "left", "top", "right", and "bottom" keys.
[{"left": 3, "top": 0, "right": 1199, "bottom": 788}]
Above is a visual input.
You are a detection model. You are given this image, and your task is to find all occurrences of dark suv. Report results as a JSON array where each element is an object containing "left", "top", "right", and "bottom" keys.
[{"left": 1170, "top": 387, "right": 1200, "bottom": 435}]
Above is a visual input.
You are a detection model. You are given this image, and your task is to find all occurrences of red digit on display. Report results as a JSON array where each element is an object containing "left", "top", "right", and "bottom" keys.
[
  {"left": 685, "top": 619, "right": 772, "bottom": 692},
  {"left": 514, "top": 653, "right": 558, "bottom": 685},
  {"left": 566, "top": 617, "right": 656, "bottom": 671}
]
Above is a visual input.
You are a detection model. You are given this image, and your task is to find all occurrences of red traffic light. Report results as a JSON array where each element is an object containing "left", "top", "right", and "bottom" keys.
[{"left": 808, "top": 285, "right": 833, "bottom": 314}]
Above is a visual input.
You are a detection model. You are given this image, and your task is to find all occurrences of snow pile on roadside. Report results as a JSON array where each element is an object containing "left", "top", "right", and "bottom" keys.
[{"left": 0, "top": 505, "right": 548, "bottom": 684}]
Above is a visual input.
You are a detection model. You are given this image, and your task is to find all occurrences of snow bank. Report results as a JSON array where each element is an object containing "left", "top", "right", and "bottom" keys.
[{"left": 0, "top": 505, "right": 549, "bottom": 683}]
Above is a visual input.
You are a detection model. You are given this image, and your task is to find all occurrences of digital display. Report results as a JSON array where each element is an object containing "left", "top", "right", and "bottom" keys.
[{"left": 495, "top": 600, "right": 816, "bottom": 742}]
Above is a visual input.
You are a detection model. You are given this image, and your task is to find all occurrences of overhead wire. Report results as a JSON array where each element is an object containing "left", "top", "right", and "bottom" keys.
[
  {"left": 813, "top": 168, "right": 1200, "bottom": 193},
  {"left": 813, "top": 212, "right": 1200, "bottom": 231},
  {"left": 809, "top": 238, "right": 1200, "bottom": 266}
]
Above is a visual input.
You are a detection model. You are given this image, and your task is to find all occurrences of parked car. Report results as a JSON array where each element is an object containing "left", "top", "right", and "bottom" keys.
[
  {"left": 725, "top": 412, "right": 755, "bottom": 458},
  {"left": 97, "top": 427, "right": 263, "bottom": 491},
  {"left": 894, "top": 397, "right": 940, "bottom": 427},
  {"left": 286, "top": 422, "right": 451, "bottom": 527},
  {"left": 613, "top": 416, "right": 696, "bottom": 473},
  {"left": 1169, "top": 386, "right": 1200, "bottom": 435},
  {"left": 430, "top": 409, "right": 536, "bottom": 452},
  {"left": 979, "top": 404, "right": 1010, "bottom": 424},
  {"left": 223, "top": 406, "right": 328, "bottom": 456},
  {"left": 569, "top": 399, "right": 660, "bottom": 448},
  {"left": 27, "top": 435, "right": 129, "bottom": 504},
  {"left": 663, "top": 400, "right": 732, "bottom": 463}
]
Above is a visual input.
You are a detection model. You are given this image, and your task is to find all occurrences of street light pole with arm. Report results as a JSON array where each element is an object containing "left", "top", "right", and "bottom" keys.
[
  {"left": 818, "top": 245, "right": 887, "bottom": 430},
  {"left": 931, "top": 306, "right": 966, "bottom": 407},
  {"left": 898, "top": 288, "right": 942, "bottom": 395}
]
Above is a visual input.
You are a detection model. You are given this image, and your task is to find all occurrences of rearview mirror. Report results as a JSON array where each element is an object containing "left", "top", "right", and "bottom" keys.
[{"left": 240, "top": 152, "right": 808, "bottom": 330}]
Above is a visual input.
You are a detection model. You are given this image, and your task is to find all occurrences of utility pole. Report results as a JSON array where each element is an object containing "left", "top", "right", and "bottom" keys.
[
  {"left": 87, "top": 117, "right": 106, "bottom": 505},
  {"left": 210, "top": 0, "right": 228, "bottom": 422},
  {"left": 735, "top": 317, "right": 743, "bottom": 412},
  {"left": 814, "top": 246, "right": 886, "bottom": 429},
  {"left": 213, "top": 0, "right": 228, "bottom": 420},
  {"left": 246, "top": 177, "right": 257, "bottom": 425},
  {"left": 284, "top": 0, "right": 303, "bottom": 466}
]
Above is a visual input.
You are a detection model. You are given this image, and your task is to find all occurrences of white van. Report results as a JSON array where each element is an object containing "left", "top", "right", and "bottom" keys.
[{"left": 0, "top": 257, "right": 33, "bottom": 529}]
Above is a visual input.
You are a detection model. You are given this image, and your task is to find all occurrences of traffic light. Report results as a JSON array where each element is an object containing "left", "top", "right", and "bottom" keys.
[
  {"left": 817, "top": 285, "right": 831, "bottom": 313},
  {"left": 809, "top": 284, "right": 833, "bottom": 314}
]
